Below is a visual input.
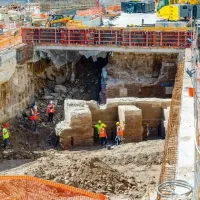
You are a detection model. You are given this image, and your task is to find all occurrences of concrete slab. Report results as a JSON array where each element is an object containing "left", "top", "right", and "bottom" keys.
[
  {"left": 111, "top": 12, "right": 157, "bottom": 27},
  {"left": 176, "top": 49, "right": 195, "bottom": 191},
  {"left": 34, "top": 45, "right": 183, "bottom": 53}
]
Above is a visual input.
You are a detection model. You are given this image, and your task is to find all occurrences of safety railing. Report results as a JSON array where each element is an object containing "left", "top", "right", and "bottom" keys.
[
  {"left": 0, "top": 175, "right": 106, "bottom": 200},
  {"left": 21, "top": 27, "right": 193, "bottom": 49}
]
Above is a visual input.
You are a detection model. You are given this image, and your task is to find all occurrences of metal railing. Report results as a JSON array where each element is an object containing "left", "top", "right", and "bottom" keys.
[{"left": 21, "top": 27, "right": 193, "bottom": 49}]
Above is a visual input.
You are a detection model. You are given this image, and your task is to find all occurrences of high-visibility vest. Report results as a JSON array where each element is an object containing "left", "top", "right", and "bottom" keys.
[
  {"left": 30, "top": 108, "right": 37, "bottom": 121},
  {"left": 99, "top": 128, "right": 106, "bottom": 138},
  {"left": 117, "top": 125, "right": 123, "bottom": 136},
  {"left": 47, "top": 104, "right": 55, "bottom": 113},
  {"left": 95, "top": 124, "right": 101, "bottom": 134},
  {"left": 3, "top": 128, "right": 9, "bottom": 140}
]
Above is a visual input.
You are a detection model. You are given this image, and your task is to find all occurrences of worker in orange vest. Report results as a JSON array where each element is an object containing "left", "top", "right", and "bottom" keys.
[
  {"left": 115, "top": 122, "right": 123, "bottom": 145},
  {"left": 47, "top": 101, "right": 55, "bottom": 123},
  {"left": 99, "top": 124, "right": 107, "bottom": 147},
  {"left": 29, "top": 105, "right": 38, "bottom": 132}
]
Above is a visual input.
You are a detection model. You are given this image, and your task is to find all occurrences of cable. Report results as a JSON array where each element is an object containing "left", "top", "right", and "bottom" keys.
[{"left": 156, "top": 180, "right": 193, "bottom": 198}]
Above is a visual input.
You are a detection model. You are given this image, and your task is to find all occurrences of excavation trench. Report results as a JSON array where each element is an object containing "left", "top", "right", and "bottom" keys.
[{"left": 0, "top": 48, "right": 180, "bottom": 200}]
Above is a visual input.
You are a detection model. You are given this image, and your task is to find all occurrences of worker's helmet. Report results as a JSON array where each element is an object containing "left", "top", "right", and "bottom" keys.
[
  {"left": 3, "top": 123, "right": 8, "bottom": 128},
  {"left": 98, "top": 120, "right": 102, "bottom": 124},
  {"left": 101, "top": 124, "right": 106, "bottom": 128},
  {"left": 116, "top": 122, "right": 120, "bottom": 125},
  {"left": 50, "top": 100, "right": 53, "bottom": 104},
  {"left": 33, "top": 105, "right": 37, "bottom": 110}
]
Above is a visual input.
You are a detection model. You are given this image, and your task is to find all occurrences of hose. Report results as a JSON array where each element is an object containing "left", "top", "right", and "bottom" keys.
[{"left": 156, "top": 180, "right": 193, "bottom": 198}]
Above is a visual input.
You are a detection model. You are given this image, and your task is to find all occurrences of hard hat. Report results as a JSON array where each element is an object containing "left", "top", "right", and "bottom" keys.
[
  {"left": 98, "top": 120, "right": 102, "bottom": 124},
  {"left": 116, "top": 122, "right": 120, "bottom": 125},
  {"left": 101, "top": 124, "right": 106, "bottom": 128},
  {"left": 3, "top": 123, "right": 8, "bottom": 128},
  {"left": 33, "top": 105, "right": 37, "bottom": 110},
  {"left": 102, "top": 123, "right": 106, "bottom": 128},
  {"left": 50, "top": 100, "right": 53, "bottom": 104}
]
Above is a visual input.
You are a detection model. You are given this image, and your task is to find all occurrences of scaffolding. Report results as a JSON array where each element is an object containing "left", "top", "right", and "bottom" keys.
[{"left": 157, "top": 59, "right": 185, "bottom": 200}]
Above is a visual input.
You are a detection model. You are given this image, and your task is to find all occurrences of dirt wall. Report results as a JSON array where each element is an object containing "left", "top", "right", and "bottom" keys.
[
  {"left": 106, "top": 52, "right": 178, "bottom": 99},
  {"left": 0, "top": 46, "right": 35, "bottom": 123}
]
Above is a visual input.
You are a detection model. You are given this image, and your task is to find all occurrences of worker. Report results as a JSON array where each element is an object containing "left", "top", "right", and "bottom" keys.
[
  {"left": 99, "top": 124, "right": 107, "bottom": 147},
  {"left": 115, "top": 122, "right": 123, "bottom": 145},
  {"left": 47, "top": 100, "right": 55, "bottom": 123},
  {"left": 94, "top": 120, "right": 102, "bottom": 135},
  {"left": 2, "top": 123, "right": 10, "bottom": 148},
  {"left": 30, "top": 105, "right": 38, "bottom": 132}
]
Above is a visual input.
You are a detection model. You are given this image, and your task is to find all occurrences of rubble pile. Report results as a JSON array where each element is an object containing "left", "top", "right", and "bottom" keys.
[{"left": 0, "top": 140, "right": 163, "bottom": 199}]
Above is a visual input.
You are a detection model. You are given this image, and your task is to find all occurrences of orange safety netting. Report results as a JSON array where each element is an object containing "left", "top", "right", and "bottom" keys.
[
  {"left": 0, "top": 176, "right": 106, "bottom": 200},
  {"left": 106, "top": 5, "right": 121, "bottom": 12},
  {"left": 76, "top": 7, "right": 103, "bottom": 16},
  {"left": 0, "top": 29, "right": 22, "bottom": 51}
]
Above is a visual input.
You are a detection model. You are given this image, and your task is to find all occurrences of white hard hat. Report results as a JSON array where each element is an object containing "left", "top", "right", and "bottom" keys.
[{"left": 50, "top": 100, "right": 53, "bottom": 104}]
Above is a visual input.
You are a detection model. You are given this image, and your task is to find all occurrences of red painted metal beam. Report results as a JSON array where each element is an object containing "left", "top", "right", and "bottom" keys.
[{"left": 21, "top": 27, "right": 192, "bottom": 49}]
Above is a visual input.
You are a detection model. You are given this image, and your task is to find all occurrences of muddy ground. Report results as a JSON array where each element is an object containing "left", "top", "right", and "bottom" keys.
[
  {"left": 0, "top": 138, "right": 163, "bottom": 199},
  {"left": 0, "top": 57, "right": 164, "bottom": 199},
  {"left": 0, "top": 96, "right": 164, "bottom": 200}
]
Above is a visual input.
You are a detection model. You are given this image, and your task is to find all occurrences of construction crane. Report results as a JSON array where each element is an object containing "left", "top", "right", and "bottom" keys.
[{"left": 156, "top": 0, "right": 200, "bottom": 21}]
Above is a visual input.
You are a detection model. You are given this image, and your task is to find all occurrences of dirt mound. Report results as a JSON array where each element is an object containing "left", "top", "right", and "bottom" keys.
[
  {"left": 0, "top": 140, "right": 164, "bottom": 200},
  {"left": 66, "top": 157, "right": 136, "bottom": 194},
  {"left": 0, "top": 149, "right": 39, "bottom": 159}
]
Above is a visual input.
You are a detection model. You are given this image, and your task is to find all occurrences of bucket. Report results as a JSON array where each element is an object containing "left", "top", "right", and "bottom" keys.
[
  {"left": 106, "top": 144, "right": 111, "bottom": 150},
  {"left": 188, "top": 87, "right": 194, "bottom": 97}
]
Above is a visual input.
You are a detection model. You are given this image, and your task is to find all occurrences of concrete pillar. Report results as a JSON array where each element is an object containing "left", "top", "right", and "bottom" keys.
[{"left": 118, "top": 105, "right": 143, "bottom": 142}]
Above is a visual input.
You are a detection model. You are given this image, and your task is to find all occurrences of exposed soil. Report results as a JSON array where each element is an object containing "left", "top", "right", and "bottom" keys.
[
  {"left": 0, "top": 54, "right": 165, "bottom": 199},
  {"left": 0, "top": 138, "right": 163, "bottom": 200}
]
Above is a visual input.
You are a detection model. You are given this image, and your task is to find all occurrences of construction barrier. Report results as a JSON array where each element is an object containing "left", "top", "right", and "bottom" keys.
[
  {"left": 21, "top": 27, "right": 193, "bottom": 49},
  {"left": 0, "top": 29, "right": 22, "bottom": 51},
  {"left": 106, "top": 5, "right": 121, "bottom": 12},
  {"left": 77, "top": 7, "right": 103, "bottom": 16},
  {"left": 0, "top": 175, "right": 106, "bottom": 200}
]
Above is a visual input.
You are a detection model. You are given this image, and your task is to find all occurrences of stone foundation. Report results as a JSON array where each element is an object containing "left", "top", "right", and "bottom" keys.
[
  {"left": 56, "top": 98, "right": 171, "bottom": 149},
  {"left": 56, "top": 100, "right": 94, "bottom": 149},
  {"left": 118, "top": 105, "right": 143, "bottom": 142}
]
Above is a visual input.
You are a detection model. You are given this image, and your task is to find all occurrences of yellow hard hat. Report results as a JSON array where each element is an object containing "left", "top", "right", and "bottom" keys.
[
  {"left": 101, "top": 124, "right": 106, "bottom": 128},
  {"left": 116, "top": 122, "right": 120, "bottom": 125},
  {"left": 98, "top": 120, "right": 102, "bottom": 124},
  {"left": 102, "top": 123, "right": 106, "bottom": 128}
]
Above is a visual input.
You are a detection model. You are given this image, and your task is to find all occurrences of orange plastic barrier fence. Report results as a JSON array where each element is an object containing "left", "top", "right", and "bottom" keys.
[
  {"left": 21, "top": 27, "right": 192, "bottom": 49},
  {"left": 32, "top": 13, "right": 48, "bottom": 19},
  {"left": 0, "top": 175, "right": 106, "bottom": 200},
  {"left": 77, "top": 7, "right": 103, "bottom": 16},
  {"left": 106, "top": 5, "right": 121, "bottom": 12},
  {"left": 0, "top": 29, "right": 22, "bottom": 51}
]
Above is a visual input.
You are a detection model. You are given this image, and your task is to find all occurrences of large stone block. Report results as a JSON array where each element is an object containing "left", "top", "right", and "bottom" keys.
[
  {"left": 118, "top": 105, "right": 143, "bottom": 142},
  {"left": 56, "top": 100, "right": 93, "bottom": 149}
]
